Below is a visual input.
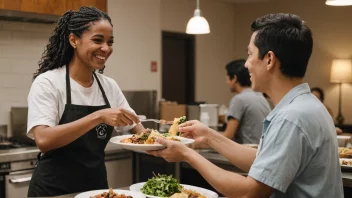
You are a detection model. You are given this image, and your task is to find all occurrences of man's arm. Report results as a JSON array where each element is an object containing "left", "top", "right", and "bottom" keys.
[
  {"left": 221, "top": 118, "right": 240, "bottom": 140},
  {"left": 209, "top": 129, "right": 257, "bottom": 172},
  {"left": 185, "top": 149, "right": 274, "bottom": 198}
]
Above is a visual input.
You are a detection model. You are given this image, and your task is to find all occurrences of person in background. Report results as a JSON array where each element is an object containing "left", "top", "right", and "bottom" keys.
[
  {"left": 27, "top": 7, "right": 143, "bottom": 197},
  {"left": 311, "top": 87, "right": 343, "bottom": 134},
  {"left": 224, "top": 59, "right": 271, "bottom": 144},
  {"left": 148, "top": 13, "right": 343, "bottom": 198}
]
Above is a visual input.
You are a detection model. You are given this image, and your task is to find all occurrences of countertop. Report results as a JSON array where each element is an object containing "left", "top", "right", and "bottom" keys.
[{"left": 0, "top": 142, "right": 129, "bottom": 163}]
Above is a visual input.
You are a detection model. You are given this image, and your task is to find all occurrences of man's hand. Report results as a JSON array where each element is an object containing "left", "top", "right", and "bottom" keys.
[
  {"left": 179, "top": 120, "right": 212, "bottom": 146},
  {"left": 147, "top": 138, "right": 191, "bottom": 162}
]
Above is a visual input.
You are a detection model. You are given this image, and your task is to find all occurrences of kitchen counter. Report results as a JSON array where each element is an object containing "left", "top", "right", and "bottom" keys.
[{"left": 0, "top": 142, "right": 130, "bottom": 163}]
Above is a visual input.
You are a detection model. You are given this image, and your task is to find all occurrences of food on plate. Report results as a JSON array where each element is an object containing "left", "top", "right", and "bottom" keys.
[
  {"left": 90, "top": 188, "right": 132, "bottom": 198},
  {"left": 141, "top": 173, "right": 182, "bottom": 197},
  {"left": 141, "top": 173, "right": 205, "bottom": 198},
  {"left": 338, "top": 147, "right": 352, "bottom": 158},
  {"left": 120, "top": 129, "right": 180, "bottom": 144},
  {"left": 181, "top": 189, "right": 206, "bottom": 198},
  {"left": 168, "top": 116, "right": 187, "bottom": 136},
  {"left": 170, "top": 193, "right": 188, "bottom": 198},
  {"left": 340, "top": 158, "right": 352, "bottom": 166}
]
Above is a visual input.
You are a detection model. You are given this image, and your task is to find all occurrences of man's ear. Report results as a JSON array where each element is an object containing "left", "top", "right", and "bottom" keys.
[
  {"left": 266, "top": 51, "right": 276, "bottom": 71},
  {"left": 68, "top": 33, "right": 77, "bottom": 49},
  {"left": 232, "top": 75, "right": 238, "bottom": 84}
]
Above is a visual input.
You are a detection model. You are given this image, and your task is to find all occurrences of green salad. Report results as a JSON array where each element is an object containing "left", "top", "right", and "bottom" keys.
[{"left": 141, "top": 173, "right": 182, "bottom": 197}]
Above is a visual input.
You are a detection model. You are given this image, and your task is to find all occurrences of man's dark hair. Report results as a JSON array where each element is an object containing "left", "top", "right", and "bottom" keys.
[
  {"left": 225, "top": 59, "right": 251, "bottom": 87},
  {"left": 311, "top": 87, "right": 325, "bottom": 102},
  {"left": 251, "top": 13, "right": 313, "bottom": 78}
]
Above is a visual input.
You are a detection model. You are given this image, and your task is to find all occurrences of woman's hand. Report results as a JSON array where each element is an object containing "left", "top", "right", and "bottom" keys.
[
  {"left": 147, "top": 138, "right": 191, "bottom": 162},
  {"left": 179, "top": 120, "right": 212, "bottom": 146},
  {"left": 98, "top": 108, "right": 140, "bottom": 126}
]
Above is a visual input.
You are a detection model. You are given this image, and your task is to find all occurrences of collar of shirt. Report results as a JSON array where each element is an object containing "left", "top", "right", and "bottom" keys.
[
  {"left": 265, "top": 83, "right": 311, "bottom": 122},
  {"left": 239, "top": 88, "right": 253, "bottom": 94}
]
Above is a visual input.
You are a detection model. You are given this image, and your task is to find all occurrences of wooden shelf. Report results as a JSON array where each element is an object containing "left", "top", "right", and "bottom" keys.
[{"left": 0, "top": 0, "right": 107, "bottom": 16}]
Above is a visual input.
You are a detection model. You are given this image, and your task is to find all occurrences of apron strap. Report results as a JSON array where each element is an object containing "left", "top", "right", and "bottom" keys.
[
  {"left": 65, "top": 65, "right": 111, "bottom": 107},
  {"left": 93, "top": 72, "right": 111, "bottom": 107},
  {"left": 65, "top": 65, "right": 72, "bottom": 105}
]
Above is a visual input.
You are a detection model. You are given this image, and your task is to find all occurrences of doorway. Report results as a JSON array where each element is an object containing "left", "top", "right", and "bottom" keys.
[{"left": 162, "top": 31, "right": 195, "bottom": 104}]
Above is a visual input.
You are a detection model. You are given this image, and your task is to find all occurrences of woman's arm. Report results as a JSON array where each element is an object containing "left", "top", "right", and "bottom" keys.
[
  {"left": 32, "top": 108, "right": 139, "bottom": 153},
  {"left": 32, "top": 111, "right": 102, "bottom": 153}
]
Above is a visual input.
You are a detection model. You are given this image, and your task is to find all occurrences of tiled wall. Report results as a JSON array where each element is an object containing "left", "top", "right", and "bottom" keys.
[{"left": 0, "top": 20, "right": 54, "bottom": 126}]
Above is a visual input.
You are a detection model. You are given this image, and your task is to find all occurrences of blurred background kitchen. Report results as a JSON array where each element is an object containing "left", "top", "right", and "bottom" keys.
[{"left": 0, "top": 0, "right": 352, "bottom": 197}]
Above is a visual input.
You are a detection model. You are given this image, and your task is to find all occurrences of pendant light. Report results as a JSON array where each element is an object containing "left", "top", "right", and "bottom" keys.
[
  {"left": 186, "top": 0, "right": 210, "bottom": 34},
  {"left": 326, "top": 0, "right": 352, "bottom": 6}
]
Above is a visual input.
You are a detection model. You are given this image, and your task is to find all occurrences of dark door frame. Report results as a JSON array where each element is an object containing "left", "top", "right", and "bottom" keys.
[{"left": 162, "top": 31, "right": 195, "bottom": 104}]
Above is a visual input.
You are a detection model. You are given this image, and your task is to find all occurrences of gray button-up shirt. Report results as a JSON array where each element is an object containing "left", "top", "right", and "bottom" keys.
[{"left": 248, "top": 83, "right": 343, "bottom": 198}]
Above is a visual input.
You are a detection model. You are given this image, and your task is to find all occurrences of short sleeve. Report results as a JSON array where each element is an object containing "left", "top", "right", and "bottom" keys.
[
  {"left": 112, "top": 81, "right": 137, "bottom": 132},
  {"left": 248, "top": 118, "right": 312, "bottom": 193},
  {"left": 227, "top": 96, "right": 246, "bottom": 121},
  {"left": 27, "top": 78, "right": 59, "bottom": 138}
]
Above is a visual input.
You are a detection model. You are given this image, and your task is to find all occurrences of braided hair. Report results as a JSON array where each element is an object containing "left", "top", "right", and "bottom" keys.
[{"left": 33, "top": 6, "right": 112, "bottom": 80}]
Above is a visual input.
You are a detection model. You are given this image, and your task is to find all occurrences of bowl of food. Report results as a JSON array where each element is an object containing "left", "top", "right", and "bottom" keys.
[
  {"left": 129, "top": 173, "right": 218, "bottom": 198},
  {"left": 337, "top": 135, "right": 351, "bottom": 147}
]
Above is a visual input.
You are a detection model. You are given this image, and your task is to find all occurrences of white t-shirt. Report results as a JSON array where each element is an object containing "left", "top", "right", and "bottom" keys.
[{"left": 27, "top": 66, "right": 136, "bottom": 138}]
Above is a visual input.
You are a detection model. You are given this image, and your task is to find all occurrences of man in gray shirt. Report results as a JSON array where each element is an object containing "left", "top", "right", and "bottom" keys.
[{"left": 224, "top": 59, "right": 271, "bottom": 144}]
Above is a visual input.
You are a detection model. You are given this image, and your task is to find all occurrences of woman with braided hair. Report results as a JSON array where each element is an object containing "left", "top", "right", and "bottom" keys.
[{"left": 27, "top": 6, "right": 144, "bottom": 196}]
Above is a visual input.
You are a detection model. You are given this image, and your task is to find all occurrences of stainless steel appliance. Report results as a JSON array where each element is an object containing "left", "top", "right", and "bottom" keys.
[
  {"left": 187, "top": 104, "right": 219, "bottom": 127},
  {"left": 105, "top": 150, "right": 133, "bottom": 188},
  {"left": 0, "top": 107, "right": 37, "bottom": 198},
  {"left": 0, "top": 156, "right": 37, "bottom": 198},
  {"left": 122, "top": 90, "right": 158, "bottom": 130}
]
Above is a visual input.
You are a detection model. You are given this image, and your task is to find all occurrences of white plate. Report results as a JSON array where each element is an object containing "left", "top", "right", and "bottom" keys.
[
  {"left": 110, "top": 135, "right": 195, "bottom": 152},
  {"left": 74, "top": 189, "right": 145, "bottom": 198},
  {"left": 129, "top": 182, "right": 218, "bottom": 198},
  {"left": 340, "top": 158, "right": 352, "bottom": 171}
]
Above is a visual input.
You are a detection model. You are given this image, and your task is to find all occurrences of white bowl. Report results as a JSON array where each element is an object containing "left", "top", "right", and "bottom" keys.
[{"left": 337, "top": 136, "right": 351, "bottom": 147}]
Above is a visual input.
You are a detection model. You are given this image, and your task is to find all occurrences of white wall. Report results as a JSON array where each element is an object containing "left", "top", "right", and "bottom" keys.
[
  {"left": 105, "top": 0, "right": 161, "bottom": 99},
  {"left": 0, "top": 21, "right": 54, "bottom": 126},
  {"left": 161, "top": 0, "right": 236, "bottom": 106}
]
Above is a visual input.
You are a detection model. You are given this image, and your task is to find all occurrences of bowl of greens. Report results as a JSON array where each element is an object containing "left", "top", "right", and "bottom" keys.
[{"left": 129, "top": 173, "right": 218, "bottom": 198}]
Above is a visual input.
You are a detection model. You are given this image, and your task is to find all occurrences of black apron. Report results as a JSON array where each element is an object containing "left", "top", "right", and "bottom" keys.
[{"left": 28, "top": 66, "right": 113, "bottom": 197}]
